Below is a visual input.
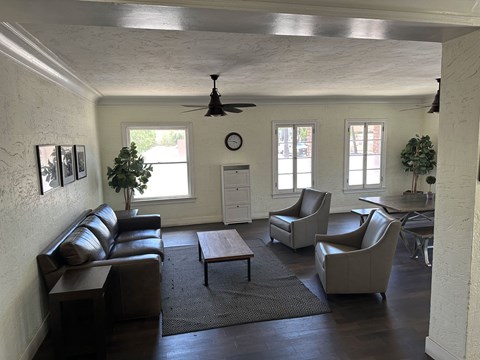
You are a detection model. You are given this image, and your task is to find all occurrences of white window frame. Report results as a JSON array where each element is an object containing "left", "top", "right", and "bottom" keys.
[
  {"left": 122, "top": 122, "right": 195, "bottom": 203},
  {"left": 272, "top": 121, "right": 316, "bottom": 196},
  {"left": 344, "top": 119, "right": 386, "bottom": 192}
]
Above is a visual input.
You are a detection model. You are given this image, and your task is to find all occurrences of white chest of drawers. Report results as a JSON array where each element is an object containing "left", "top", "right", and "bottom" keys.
[{"left": 221, "top": 164, "right": 252, "bottom": 225}]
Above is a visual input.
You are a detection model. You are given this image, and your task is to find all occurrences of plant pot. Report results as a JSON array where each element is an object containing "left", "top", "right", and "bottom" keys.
[
  {"left": 426, "top": 192, "right": 435, "bottom": 200},
  {"left": 403, "top": 190, "right": 424, "bottom": 196},
  {"left": 115, "top": 209, "right": 139, "bottom": 219}
]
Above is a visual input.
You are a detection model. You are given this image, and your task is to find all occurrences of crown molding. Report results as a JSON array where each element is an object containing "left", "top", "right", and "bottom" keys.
[
  {"left": 0, "top": 22, "right": 101, "bottom": 101},
  {"left": 97, "top": 95, "right": 430, "bottom": 106}
]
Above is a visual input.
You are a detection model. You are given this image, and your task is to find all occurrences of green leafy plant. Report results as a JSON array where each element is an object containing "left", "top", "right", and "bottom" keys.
[
  {"left": 426, "top": 175, "right": 436, "bottom": 192},
  {"left": 107, "top": 142, "right": 153, "bottom": 210},
  {"left": 400, "top": 135, "right": 437, "bottom": 193}
]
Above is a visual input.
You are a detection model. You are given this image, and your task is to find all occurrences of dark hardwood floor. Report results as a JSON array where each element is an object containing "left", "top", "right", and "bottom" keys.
[{"left": 34, "top": 213, "right": 433, "bottom": 360}]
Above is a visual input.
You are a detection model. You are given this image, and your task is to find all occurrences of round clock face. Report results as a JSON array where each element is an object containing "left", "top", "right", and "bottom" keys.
[{"left": 225, "top": 132, "right": 243, "bottom": 151}]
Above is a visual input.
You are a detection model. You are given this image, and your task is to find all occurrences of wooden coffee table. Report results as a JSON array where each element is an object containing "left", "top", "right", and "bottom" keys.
[{"left": 197, "top": 229, "right": 254, "bottom": 286}]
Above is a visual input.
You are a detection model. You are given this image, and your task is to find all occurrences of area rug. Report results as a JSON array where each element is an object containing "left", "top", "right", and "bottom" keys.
[{"left": 161, "top": 238, "right": 330, "bottom": 336}]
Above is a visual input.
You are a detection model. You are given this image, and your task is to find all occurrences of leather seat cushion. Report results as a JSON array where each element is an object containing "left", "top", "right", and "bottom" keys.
[
  {"left": 80, "top": 215, "right": 115, "bottom": 253},
  {"left": 269, "top": 215, "right": 299, "bottom": 232},
  {"left": 315, "top": 242, "right": 358, "bottom": 268},
  {"left": 299, "top": 189, "right": 325, "bottom": 217},
  {"left": 109, "top": 238, "right": 164, "bottom": 261},
  {"left": 59, "top": 227, "right": 107, "bottom": 265},
  {"left": 116, "top": 229, "right": 161, "bottom": 243}
]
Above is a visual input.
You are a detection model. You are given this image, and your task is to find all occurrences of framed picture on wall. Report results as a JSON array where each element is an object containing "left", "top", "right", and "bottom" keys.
[
  {"left": 74, "top": 145, "right": 87, "bottom": 179},
  {"left": 36, "top": 144, "right": 61, "bottom": 195},
  {"left": 59, "top": 145, "right": 76, "bottom": 185}
]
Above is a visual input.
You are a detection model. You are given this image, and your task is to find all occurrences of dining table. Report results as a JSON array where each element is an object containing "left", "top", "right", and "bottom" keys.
[{"left": 359, "top": 194, "right": 435, "bottom": 265}]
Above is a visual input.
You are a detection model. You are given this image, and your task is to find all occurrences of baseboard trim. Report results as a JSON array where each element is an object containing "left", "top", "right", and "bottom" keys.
[
  {"left": 20, "top": 315, "right": 49, "bottom": 360},
  {"left": 425, "top": 336, "right": 460, "bottom": 360}
]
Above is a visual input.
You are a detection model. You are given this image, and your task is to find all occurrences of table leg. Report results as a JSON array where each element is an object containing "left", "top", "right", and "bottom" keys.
[
  {"left": 247, "top": 258, "right": 251, "bottom": 281},
  {"left": 423, "top": 237, "right": 432, "bottom": 267},
  {"left": 204, "top": 260, "right": 208, "bottom": 286},
  {"left": 198, "top": 242, "right": 201, "bottom": 262}
]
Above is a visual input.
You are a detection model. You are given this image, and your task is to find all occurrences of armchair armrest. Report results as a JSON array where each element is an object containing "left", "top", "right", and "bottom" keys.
[
  {"left": 118, "top": 214, "right": 161, "bottom": 232},
  {"left": 268, "top": 200, "right": 301, "bottom": 217},
  {"left": 315, "top": 222, "right": 368, "bottom": 248}
]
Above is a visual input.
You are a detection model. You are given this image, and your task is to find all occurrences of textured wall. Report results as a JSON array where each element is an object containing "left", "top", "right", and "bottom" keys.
[
  {"left": 97, "top": 101, "right": 433, "bottom": 226},
  {"left": 0, "top": 55, "right": 102, "bottom": 359},
  {"left": 428, "top": 29, "right": 480, "bottom": 359}
]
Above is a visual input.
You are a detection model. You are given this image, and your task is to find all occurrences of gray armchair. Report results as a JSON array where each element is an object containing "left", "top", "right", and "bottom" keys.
[
  {"left": 269, "top": 188, "right": 331, "bottom": 250},
  {"left": 314, "top": 209, "right": 400, "bottom": 298}
]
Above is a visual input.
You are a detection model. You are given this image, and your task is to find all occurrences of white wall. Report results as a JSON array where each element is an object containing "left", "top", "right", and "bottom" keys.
[
  {"left": 97, "top": 100, "right": 435, "bottom": 226},
  {"left": 427, "top": 29, "right": 480, "bottom": 360},
  {"left": 0, "top": 55, "right": 102, "bottom": 359}
]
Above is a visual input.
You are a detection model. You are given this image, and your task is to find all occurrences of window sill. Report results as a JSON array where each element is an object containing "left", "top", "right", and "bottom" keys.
[
  {"left": 272, "top": 192, "right": 302, "bottom": 199},
  {"left": 343, "top": 187, "right": 386, "bottom": 194},
  {"left": 132, "top": 196, "right": 197, "bottom": 206}
]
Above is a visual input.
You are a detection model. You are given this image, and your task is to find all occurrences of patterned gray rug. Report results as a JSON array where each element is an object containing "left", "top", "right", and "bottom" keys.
[{"left": 161, "top": 238, "right": 330, "bottom": 336}]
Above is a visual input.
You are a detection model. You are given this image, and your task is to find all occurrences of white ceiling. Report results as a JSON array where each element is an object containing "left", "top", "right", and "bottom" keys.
[{"left": 7, "top": 0, "right": 479, "bottom": 99}]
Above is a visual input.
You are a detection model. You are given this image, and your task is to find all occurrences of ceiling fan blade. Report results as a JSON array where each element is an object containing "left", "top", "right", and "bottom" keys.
[
  {"left": 182, "top": 105, "right": 207, "bottom": 108},
  {"left": 223, "top": 107, "right": 243, "bottom": 113},
  {"left": 223, "top": 103, "right": 256, "bottom": 108},
  {"left": 181, "top": 107, "right": 208, "bottom": 113}
]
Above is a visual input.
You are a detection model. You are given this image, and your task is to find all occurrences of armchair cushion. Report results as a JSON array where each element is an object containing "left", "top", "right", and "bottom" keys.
[
  {"left": 299, "top": 189, "right": 326, "bottom": 217},
  {"left": 269, "top": 215, "right": 299, "bottom": 232},
  {"left": 316, "top": 242, "right": 358, "bottom": 267},
  {"left": 59, "top": 227, "right": 107, "bottom": 265},
  {"left": 361, "top": 210, "right": 394, "bottom": 249}
]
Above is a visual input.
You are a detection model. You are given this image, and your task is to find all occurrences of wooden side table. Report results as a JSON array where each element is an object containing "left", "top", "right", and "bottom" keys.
[{"left": 49, "top": 266, "right": 112, "bottom": 359}]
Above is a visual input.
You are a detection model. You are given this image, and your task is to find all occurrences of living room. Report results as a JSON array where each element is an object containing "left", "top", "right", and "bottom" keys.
[{"left": 1, "top": 1, "right": 480, "bottom": 360}]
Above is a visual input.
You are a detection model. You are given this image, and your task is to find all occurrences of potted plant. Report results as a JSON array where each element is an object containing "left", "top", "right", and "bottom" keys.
[
  {"left": 107, "top": 142, "right": 153, "bottom": 211},
  {"left": 400, "top": 134, "right": 436, "bottom": 194},
  {"left": 426, "top": 175, "right": 436, "bottom": 199}
]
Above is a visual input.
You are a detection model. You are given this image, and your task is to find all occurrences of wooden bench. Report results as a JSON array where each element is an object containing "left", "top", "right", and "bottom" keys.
[
  {"left": 351, "top": 208, "right": 379, "bottom": 225},
  {"left": 402, "top": 226, "right": 434, "bottom": 267}
]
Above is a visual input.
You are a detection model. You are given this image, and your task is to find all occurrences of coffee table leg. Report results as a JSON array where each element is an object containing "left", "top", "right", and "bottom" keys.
[
  {"left": 247, "top": 258, "right": 251, "bottom": 281},
  {"left": 198, "top": 242, "right": 201, "bottom": 262},
  {"left": 204, "top": 260, "right": 208, "bottom": 286}
]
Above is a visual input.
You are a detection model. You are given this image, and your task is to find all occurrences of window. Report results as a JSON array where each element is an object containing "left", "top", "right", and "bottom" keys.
[
  {"left": 344, "top": 120, "right": 385, "bottom": 191},
  {"left": 273, "top": 122, "right": 315, "bottom": 195},
  {"left": 123, "top": 123, "right": 193, "bottom": 201}
]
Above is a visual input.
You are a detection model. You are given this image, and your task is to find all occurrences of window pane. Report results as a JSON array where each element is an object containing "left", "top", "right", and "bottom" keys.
[
  {"left": 349, "top": 140, "right": 364, "bottom": 155},
  {"left": 367, "top": 139, "right": 382, "bottom": 155},
  {"left": 367, "top": 124, "right": 382, "bottom": 140},
  {"left": 296, "top": 126, "right": 313, "bottom": 157},
  {"left": 349, "top": 154, "right": 363, "bottom": 170},
  {"left": 278, "top": 127, "right": 293, "bottom": 158},
  {"left": 131, "top": 129, "right": 187, "bottom": 163},
  {"left": 349, "top": 170, "right": 363, "bottom": 186},
  {"left": 278, "top": 158, "right": 293, "bottom": 174},
  {"left": 366, "top": 154, "right": 381, "bottom": 169},
  {"left": 366, "top": 169, "right": 381, "bottom": 185},
  {"left": 297, "top": 158, "right": 312, "bottom": 173},
  {"left": 278, "top": 174, "right": 293, "bottom": 190},
  {"left": 135, "top": 163, "right": 189, "bottom": 198},
  {"left": 297, "top": 173, "right": 312, "bottom": 189},
  {"left": 350, "top": 125, "right": 364, "bottom": 141}
]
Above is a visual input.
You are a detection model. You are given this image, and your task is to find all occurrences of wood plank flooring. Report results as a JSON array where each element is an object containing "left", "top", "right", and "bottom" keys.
[{"left": 34, "top": 213, "right": 433, "bottom": 360}]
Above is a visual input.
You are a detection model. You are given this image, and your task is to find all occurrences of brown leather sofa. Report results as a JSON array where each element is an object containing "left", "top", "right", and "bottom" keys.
[{"left": 37, "top": 204, "right": 164, "bottom": 320}]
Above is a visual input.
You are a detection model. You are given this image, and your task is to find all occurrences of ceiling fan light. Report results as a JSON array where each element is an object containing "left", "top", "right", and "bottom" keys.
[{"left": 205, "top": 107, "right": 227, "bottom": 117}]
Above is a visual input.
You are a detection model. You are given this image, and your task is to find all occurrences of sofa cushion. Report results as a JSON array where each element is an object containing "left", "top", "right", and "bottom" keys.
[
  {"left": 116, "top": 229, "right": 161, "bottom": 243},
  {"left": 269, "top": 215, "right": 298, "bottom": 232},
  {"left": 315, "top": 241, "right": 358, "bottom": 268},
  {"left": 299, "top": 189, "right": 325, "bottom": 218},
  {"left": 79, "top": 215, "right": 115, "bottom": 254},
  {"left": 59, "top": 227, "right": 107, "bottom": 265},
  {"left": 91, "top": 203, "right": 119, "bottom": 238},
  {"left": 109, "top": 238, "right": 164, "bottom": 261}
]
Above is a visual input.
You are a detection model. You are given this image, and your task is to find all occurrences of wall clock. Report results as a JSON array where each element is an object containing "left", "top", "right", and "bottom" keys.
[{"left": 225, "top": 132, "right": 243, "bottom": 151}]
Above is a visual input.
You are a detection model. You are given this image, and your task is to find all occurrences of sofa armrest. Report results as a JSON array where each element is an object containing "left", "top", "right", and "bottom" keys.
[
  {"left": 118, "top": 215, "right": 161, "bottom": 232},
  {"left": 76, "top": 254, "right": 162, "bottom": 319}
]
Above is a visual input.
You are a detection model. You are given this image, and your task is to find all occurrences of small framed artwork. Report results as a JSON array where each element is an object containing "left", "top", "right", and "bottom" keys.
[
  {"left": 74, "top": 145, "right": 87, "bottom": 179},
  {"left": 36, "top": 144, "right": 61, "bottom": 195},
  {"left": 59, "top": 145, "right": 76, "bottom": 185}
]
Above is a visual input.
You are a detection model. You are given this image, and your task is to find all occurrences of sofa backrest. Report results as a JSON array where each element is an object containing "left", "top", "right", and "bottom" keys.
[
  {"left": 59, "top": 227, "right": 107, "bottom": 265},
  {"left": 299, "top": 189, "right": 327, "bottom": 218},
  {"left": 361, "top": 209, "right": 397, "bottom": 249},
  {"left": 91, "top": 203, "right": 119, "bottom": 238},
  {"left": 80, "top": 215, "right": 115, "bottom": 254}
]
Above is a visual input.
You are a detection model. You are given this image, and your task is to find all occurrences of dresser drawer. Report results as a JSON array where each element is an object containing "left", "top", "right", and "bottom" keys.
[
  {"left": 223, "top": 170, "right": 250, "bottom": 188},
  {"left": 224, "top": 205, "right": 251, "bottom": 224},
  {"left": 224, "top": 187, "right": 250, "bottom": 205}
]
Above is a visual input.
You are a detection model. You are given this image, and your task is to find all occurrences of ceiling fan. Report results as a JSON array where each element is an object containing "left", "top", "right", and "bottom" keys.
[
  {"left": 182, "top": 75, "right": 256, "bottom": 116},
  {"left": 400, "top": 78, "right": 440, "bottom": 113}
]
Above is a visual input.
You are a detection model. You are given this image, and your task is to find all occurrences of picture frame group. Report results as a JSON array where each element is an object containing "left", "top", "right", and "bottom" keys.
[{"left": 36, "top": 144, "right": 87, "bottom": 195}]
